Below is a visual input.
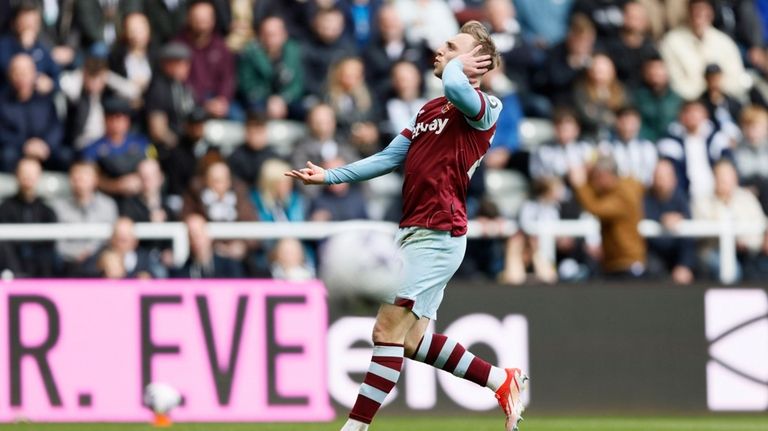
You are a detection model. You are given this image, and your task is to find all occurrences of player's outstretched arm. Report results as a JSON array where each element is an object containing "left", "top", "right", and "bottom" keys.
[{"left": 284, "top": 133, "right": 412, "bottom": 185}]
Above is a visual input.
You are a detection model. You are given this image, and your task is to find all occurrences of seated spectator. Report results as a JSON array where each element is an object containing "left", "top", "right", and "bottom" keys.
[
  {"left": 632, "top": 54, "right": 684, "bottom": 142},
  {"left": 0, "top": 158, "right": 57, "bottom": 277},
  {"left": 515, "top": 0, "right": 574, "bottom": 48},
  {"left": 228, "top": 114, "right": 279, "bottom": 187},
  {"left": 292, "top": 103, "right": 359, "bottom": 180},
  {"left": 734, "top": 105, "right": 768, "bottom": 213},
  {"left": 88, "top": 217, "right": 163, "bottom": 278},
  {"left": 237, "top": 15, "right": 304, "bottom": 120},
  {"left": 171, "top": 213, "right": 245, "bottom": 278},
  {"left": 269, "top": 237, "right": 315, "bottom": 281},
  {"left": 598, "top": 107, "right": 657, "bottom": 186},
  {"left": 572, "top": 53, "right": 628, "bottom": 140},
  {"left": 541, "top": 14, "right": 598, "bottom": 105},
  {"left": 98, "top": 248, "right": 127, "bottom": 279},
  {"left": 393, "top": 0, "right": 459, "bottom": 52},
  {"left": 61, "top": 47, "right": 139, "bottom": 151},
  {"left": 363, "top": 5, "right": 430, "bottom": 101},
  {"left": 309, "top": 157, "right": 369, "bottom": 221},
  {"left": 0, "top": 2, "right": 59, "bottom": 94},
  {"left": 693, "top": 160, "right": 768, "bottom": 281},
  {"left": 700, "top": 64, "right": 742, "bottom": 142},
  {"left": 119, "top": 158, "right": 175, "bottom": 223},
  {"left": 81, "top": 97, "right": 149, "bottom": 197},
  {"left": 660, "top": 0, "right": 749, "bottom": 100},
  {"left": 480, "top": 63, "right": 524, "bottom": 170},
  {"left": 158, "top": 108, "right": 214, "bottom": 205},
  {"left": 571, "top": 0, "right": 629, "bottom": 40},
  {"left": 499, "top": 177, "right": 562, "bottom": 285},
  {"left": 182, "top": 159, "right": 257, "bottom": 261},
  {"left": 252, "top": 158, "right": 305, "bottom": 222},
  {"left": 303, "top": 6, "right": 356, "bottom": 98},
  {"left": 140, "top": 0, "right": 188, "bottom": 46},
  {"left": 109, "top": 12, "right": 158, "bottom": 97},
  {"left": 658, "top": 100, "right": 732, "bottom": 199},
  {"left": 75, "top": 0, "right": 131, "bottom": 48},
  {"left": 326, "top": 57, "right": 381, "bottom": 155},
  {"left": 36, "top": 0, "right": 79, "bottom": 69},
  {"left": 0, "top": 53, "right": 66, "bottom": 173},
  {"left": 604, "top": 1, "right": 657, "bottom": 89},
  {"left": 569, "top": 155, "right": 646, "bottom": 278},
  {"left": 644, "top": 159, "right": 696, "bottom": 284},
  {"left": 382, "top": 61, "right": 427, "bottom": 138},
  {"left": 51, "top": 160, "right": 118, "bottom": 275},
  {"left": 146, "top": 42, "right": 197, "bottom": 152},
  {"left": 530, "top": 108, "right": 595, "bottom": 181},
  {"left": 175, "top": 0, "right": 235, "bottom": 119}
]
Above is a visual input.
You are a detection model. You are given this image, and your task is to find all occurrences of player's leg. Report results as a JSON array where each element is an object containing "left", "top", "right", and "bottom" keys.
[{"left": 341, "top": 303, "right": 417, "bottom": 431}]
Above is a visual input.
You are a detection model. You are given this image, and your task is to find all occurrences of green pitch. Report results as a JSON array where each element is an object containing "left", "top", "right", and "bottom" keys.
[{"left": 2, "top": 416, "right": 768, "bottom": 431}]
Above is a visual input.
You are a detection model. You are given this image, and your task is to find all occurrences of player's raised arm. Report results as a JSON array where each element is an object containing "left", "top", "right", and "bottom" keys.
[
  {"left": 284, "top": 132, "right": 412, "bottom": 185},
  {"left": 442, "top": 49, "right": 503, "bottom": 131}
]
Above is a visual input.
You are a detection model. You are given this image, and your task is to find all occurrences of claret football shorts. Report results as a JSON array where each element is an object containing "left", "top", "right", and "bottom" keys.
[{"left": 387, "top": 226, "right": 467, "bottom": 320}]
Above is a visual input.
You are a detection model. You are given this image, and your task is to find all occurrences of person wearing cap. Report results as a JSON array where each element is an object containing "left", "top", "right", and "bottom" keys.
[
  {"left": 174, "top": 0, "right": 235, "bottom": 119},
  {"left": 700, "top": 63, "right": 742, "bottom": 141},
  {"left": 145, "top": 41, "right": 196, "bottom": 150},
  {"left": 81, "top": 97, "right": 150, "bottom": 197},
  {"left": 0, "top": 1, "right": 59, "bottom": 93},
  {"left": 228, "top": 113, "right": 279, "bottom": 186}
]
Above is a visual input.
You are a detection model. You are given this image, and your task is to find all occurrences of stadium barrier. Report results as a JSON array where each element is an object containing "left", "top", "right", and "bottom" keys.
[{"left": 0, "top": 218, "right": 762, "bottom": 283}]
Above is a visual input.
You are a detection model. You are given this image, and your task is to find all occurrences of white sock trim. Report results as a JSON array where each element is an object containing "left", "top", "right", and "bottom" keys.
[{"left": 487, "top": 366, "right": 507, "bottom": 392}]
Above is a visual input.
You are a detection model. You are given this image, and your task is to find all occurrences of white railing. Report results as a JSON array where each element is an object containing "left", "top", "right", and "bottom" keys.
[{"left": 0, "top": 219, "right": 760, "bottom": 284}]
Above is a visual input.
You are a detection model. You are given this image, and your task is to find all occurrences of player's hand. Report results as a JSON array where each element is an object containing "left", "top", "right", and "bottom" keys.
[
  {"left": 458, "top": 45, "right": 492, "bottom": 79},
  {"left": 284, "top": 161, "right": 326, "bottom": 185}
]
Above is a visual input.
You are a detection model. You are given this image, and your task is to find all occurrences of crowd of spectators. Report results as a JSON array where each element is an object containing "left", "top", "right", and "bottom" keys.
[{"left": 2, "top": 0, "right": 768, "bottom": 286}]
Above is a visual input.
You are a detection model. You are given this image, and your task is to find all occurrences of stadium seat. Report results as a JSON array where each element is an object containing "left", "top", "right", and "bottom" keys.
[
  {"left": 204, "top": 120, "right": 245, "bottom": 157},
  {"left": 485, "top": 168, "right": 529, "bottom": 218},
  {"left": 518, "top": 118, "right": 555, "bottom": 150}
]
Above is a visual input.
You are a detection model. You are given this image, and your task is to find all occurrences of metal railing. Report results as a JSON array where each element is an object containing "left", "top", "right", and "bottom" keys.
[{"left": 0, "top": 219, "right": 760, "bottom": 284}]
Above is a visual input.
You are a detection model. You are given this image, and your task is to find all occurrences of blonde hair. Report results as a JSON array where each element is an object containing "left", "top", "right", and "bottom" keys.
[
  {"left": 258, "top": 158, "right": 292, "bottom": 204},
  {"left": 327, "top": 57, "right": 372, "bottom": 113},
  {"left": 459, "top": 20, "right": 500, "bottom": 71}
]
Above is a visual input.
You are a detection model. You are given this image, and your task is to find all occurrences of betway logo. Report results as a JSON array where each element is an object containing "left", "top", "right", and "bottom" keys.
[{"left": 412, "top": 118, "right": 448, "bottom": 138}]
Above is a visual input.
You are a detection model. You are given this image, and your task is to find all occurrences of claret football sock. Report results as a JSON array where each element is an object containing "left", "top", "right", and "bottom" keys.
[
  {"left": 412, "top": 333, "right": 508, "bottom": 391},
  {"left": 348, "top": 342, "right": 405, "bottom": 424}
]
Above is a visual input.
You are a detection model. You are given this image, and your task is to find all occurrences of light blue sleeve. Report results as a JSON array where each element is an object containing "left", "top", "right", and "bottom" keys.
[
  {"left": 324, "top": 133, "right": 412, "bottom": 184},
  {"left": 442, "top": 58, "right": 503, "bottom": 131}
]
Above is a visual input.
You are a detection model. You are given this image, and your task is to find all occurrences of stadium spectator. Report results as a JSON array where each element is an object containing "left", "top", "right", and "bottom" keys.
[
  {"left": 145, "top": 42, "right": 196, "bottom": 151},
  {"left": 0, "top": 158, "right": 57, "bottom": 277},
  {"left": 393, "top": 0, "right": 459, "bottom": 52},
  {"left": 76, "top": 0, "right": 131, "bottom": 48},
  {"left": 88, "top": 217, "right": 163, "bottom": 278},
  {"left": 603, "top": 0, "right": 657, "bottom": 88},
  {"left": 541, "top": 14, "right": 598, "bottom": 105},
  {"left": 61, "top": 47, "right": 140, "bottom": 151},
  {"left": 659, "top": 0, "right": 749, "bottom": 100},
  {"left": 632, "top": 54, "right": 683, "bottom": 141},
  {"left": 363, "top": 5, "right": 430, "bottom": 101},
  {"left": 500, "top": 177, "right": 562, "bottom": 285},
  {"left": 710, "top": 0, "right": 765, "bottom": 69},
  {"left": 326, "top": 57, "right": 380, "bottom": 155},
  {"left": 140, "top": 0, "right": 189, "bottom": 46},
  {"left": 733, "top": 105, "right": 768, "bottom": 213},
  {"left": 382, "top": 61, "right": 426, "bottom": 138},
  {"left": 480, "top": 63, "right": 524, "bottom": 170},
  {"left": 0, "top": 2, "right": 59, "bottom": 93},
  {"left": 513, "top": 0, "right": 574, "bottom": 47},
  {"left": 0, "top": 53, "right": 65, "bottom": 172},
  {"left": 51, "top": 160, "right": 119, "bottom": 275},
  {"left": 172, "top": 213, "right": 245, "bottom": 278},
  {"left": 228, "top": 114, "right": 279, "bottom": 187},
  {"left": 183, "top": 159, "right": 257, "bottom": 223},
  {"left": 36, "top": 0, "right": 79, "bottom": 68},
  {"left": 108, "top": 12, "right": 157, "bottom": 97},
  {"left": 598, "top": 107, "right": 657, "bottom": 186},
  {"left": 643, "top": 159, "right": 696, "bottom": 284},
  {"left": 119, "top": 158, "right": 175, "bottom": 223},
  {"left": 269, "top": 237, "right": 315, "bottom": 280},
  {"left": 569, "top": 155, "right": 646, "bottom": 278},
  {"left": 97, "top": 248, "right": 127, "bottom": 279},
  {"left": 237, "top": 15, "right": 304, "bottom": 120},
  {"left": 700, "top": 63, "right": 742, "bottom": 141},
  {"left": 636, "top": 0, "right": 688, "bottom": 40},
  {"left": 308, "top": 157, "right": 369, "bottom": 221},
  {"left": 303, "top": 6, "right": 356, "bottom": 98},
  {"left": 252, "top": 158, "right": 305, "bottom": 222},
  {"left": 81, "top": 97, "right": 149, "bottom": 197},
  {"left": 530, "top": 108, "right": 595, "bottom": 181},
  {"left": 175, "top": 0, "right": 235, "bottom": 119},
  {"left": 341, "top": 0, "right": 384, "bottom": 50},
  {"left": 292, "top": 103, "right": 359, "bottom": 179},
  {"left": 572, "top": 53, "right": 628, "bottom": 140},
  {"left": 571, "top": 0, "right": 630, "bottom": 40},
  {"left": 693, "top": 159, "right": 768, "bottom": 281},
  {"left": 657, "top": 100, "right": 732, "bottom": 199},
  {"left": 221, "top": 0, "right": 264, "bottom": 53}
]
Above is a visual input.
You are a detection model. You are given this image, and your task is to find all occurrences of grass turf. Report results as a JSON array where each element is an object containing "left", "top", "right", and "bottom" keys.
[{"left": 2, "top": 416, "right": 768, "bottom": 431}]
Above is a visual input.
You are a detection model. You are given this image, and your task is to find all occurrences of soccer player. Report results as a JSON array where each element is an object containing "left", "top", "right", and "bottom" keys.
[{"left": 285, "top": 21, "right": 529, "bottom": 431}]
